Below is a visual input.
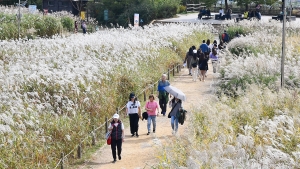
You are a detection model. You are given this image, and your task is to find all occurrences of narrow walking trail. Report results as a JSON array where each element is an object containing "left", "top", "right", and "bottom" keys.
[{"left": 78, "top": 63, "right": 217, "bottom": 169}]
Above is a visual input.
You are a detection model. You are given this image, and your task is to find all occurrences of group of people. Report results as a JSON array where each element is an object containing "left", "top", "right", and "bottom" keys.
[
  {"left": 74, "top": 21, "right": 87, "bottom": 34},
  {"left": 198, "top": 7, "right": 211, "bottom": 19},
  {"left": 242, "top": 4, "right": 262, "bottom": 20},
  {"left": 108, "top": 74, "right": 183, "bottom": 163},
  {"left": 184, "top": 38, "right": 225, "bottom": 81},
  {"left": 218, "top": 7, "right": 232, "bottom": 20}
]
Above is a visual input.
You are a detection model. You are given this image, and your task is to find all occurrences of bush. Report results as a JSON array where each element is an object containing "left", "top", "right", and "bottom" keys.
[
  {"left": 178, "top": 5, "right": 187, "bottom": 13},
  {"left": 35, "top": 16, "right": 62, "bottom": 37},
  {"left": 61, "top": 16, "right": 74, "bottom": 32},
  {"left": 156, "top": 4, "right": 178, "bottom": 18}
]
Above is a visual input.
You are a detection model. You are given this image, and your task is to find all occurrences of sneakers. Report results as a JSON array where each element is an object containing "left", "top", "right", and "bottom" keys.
[
  {"left": 118, "top": 155, "right": 121, "bottom": 160},
  {"left": 131, "top": 133, "right": 135, "bottom": 137},
  {"left": 172, "top": 130, "right": 175, "bottom": 135},
  {"left": 136, "top": 133, "right": 139, "bottom": 137},
  {"left": 147, "top": 132, "right": 150, "bottom": 135},
  {"left": 153, "top": 129, "right": 155, "bottom": 133},
  {"left": 112, "top": 159, "right": 116, "bottom": 163}
]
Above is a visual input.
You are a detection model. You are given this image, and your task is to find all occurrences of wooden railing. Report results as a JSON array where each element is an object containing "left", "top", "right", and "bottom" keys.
[{"left": 186, "top": 3, "right": 206, "bottom": 13}]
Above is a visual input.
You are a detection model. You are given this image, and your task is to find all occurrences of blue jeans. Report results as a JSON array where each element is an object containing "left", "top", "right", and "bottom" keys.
[
  {"left": 171, "top": 116, "right": 179, "bottom": 132},
  {"left": 147, "top": 115, "right": 156, "bottom": 132}
]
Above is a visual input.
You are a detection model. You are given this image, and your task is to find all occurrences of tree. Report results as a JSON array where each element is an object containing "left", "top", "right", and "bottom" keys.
[
  {"left": 199, "top": 0, "right": 218, "bottom": 9},
  {"left": 27, "top": 0, "right": 42, "bottom": 10},
  {"left": 70, "top": 0, "right": 90, "bottom": 16}
]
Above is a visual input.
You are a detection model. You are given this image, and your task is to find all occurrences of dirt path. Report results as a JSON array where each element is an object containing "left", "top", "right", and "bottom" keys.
[{"left": 78, "top": 63, "right": 217, "bottom": 169}]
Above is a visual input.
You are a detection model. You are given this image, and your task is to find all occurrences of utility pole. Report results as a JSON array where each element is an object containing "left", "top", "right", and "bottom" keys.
[{"left": 281, "top": 0, "right": 286, "bottom": 88}]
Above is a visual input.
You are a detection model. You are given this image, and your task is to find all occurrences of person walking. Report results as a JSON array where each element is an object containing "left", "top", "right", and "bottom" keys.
[
  {"left": 74, "top": 21, "right": 78, "bottom": 33},
  {"left": 126, "top": 93, "right": 141, "bottom": 137},
  {"left": 184, "top": 46, "right": 195, "bottom": 75},
  {"left": 157, "top": 74, "right": 170, "bottom": 116},
  {"left": 145, "top": 94, "right": 159, "bottom": 135},
  {"left": 108, "top": 113, "right": 125, "bottom": 163},
  {"left": 168, "top": 97, "right": 182, "bottom": 135},
  {"left": 210, "top": 48, "right": 219, "bottom": 73},
  {"left": 226, "top": 8, "right": 232, "bottom": 20},
  {"left": 189, "top": 50, "right": 199, "bottom": 82},
  {"left": 218, "top": 40, "right": 225, "bottom": 50},
  {"left": 221, "top": 30, "right": 229, "bottom": 43},
  {"left": 199, "top": 40, "right": 209, "bottom": 56},
  {"left": 81, "top": 21, "right": 87, "bottom": 34},
  {"left": 198, "top": 50, "right": 209, "bottom": 81}
]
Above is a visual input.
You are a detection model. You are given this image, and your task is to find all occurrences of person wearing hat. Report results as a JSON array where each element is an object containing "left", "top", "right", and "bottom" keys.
[
  {"left": 108, "top": 113, "right": 124, "bottom": 163},
  {"left": 126, "top": 92, "right": 141, "bottom": 137}
]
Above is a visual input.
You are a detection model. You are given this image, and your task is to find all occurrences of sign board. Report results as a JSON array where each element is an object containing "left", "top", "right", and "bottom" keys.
[
  {"left": 104, "top": 10, "right": 108, "bottom": 21},
  {"left": 29, "top": 5, "right": 37, "bottom": 14},
  {"left": 134, "top": 13, "right": 139, "bottom": 27},
  {"left": 80, "top": 11, "right": 86, "bottom": 20}
]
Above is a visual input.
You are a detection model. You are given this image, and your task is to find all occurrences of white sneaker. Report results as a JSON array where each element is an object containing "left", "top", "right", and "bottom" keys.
[{"left": 172, "top": 130, "right": 175, "bottom": 135}]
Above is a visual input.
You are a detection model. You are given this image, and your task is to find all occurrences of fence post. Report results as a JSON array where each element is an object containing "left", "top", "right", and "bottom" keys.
[
  {"left": 179, "top": 63, "right": 181, "bottom": 72},
  {"left": 167, "top": 69, "right": 170, "bottom": 80},
  {"left": 60, "top": 152, "right": 64, "bottom": 169},
  {"left": 177, "top": 63, "right": 179, "bottom": 73},
  {"left": 77, "top": 143, "right": 81, "bottom": 159},
  {"left": 144, "top": 91, "right": 146, "bottom": 101},
  {"left": 105, "top": 116, "right": 108, "bottom": 134},
  {"left": 92, "top": 126, "right": 95, "bottom": 146},
  {"left": 172, "top": 65, "right": 175, "bottom": 76},
  {"left": 116, "top": 107, "right": 119, "bottom": 114}
]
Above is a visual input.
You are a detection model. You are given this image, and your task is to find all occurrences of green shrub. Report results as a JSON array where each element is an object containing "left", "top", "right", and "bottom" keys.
[
  {"left": 178, "top": 5, "right": 187, "bottom": 13},
  {"left": 156, "top": 4, "right": 178, "bottom": 18},
  {"left": 35, "top": 16, "right": 62, "bottom": 37},
  {"left": 61, "top": 16, "right": 74, "bottom": 32}
]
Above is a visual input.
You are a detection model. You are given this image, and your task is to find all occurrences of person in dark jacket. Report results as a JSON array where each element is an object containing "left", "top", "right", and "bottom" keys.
[
  {"left": 168, "top": 97, "right": 182, "bottom": 134},
  {"left": 108, "top": 113, "right": 125, "bottom": 163},
  {"left": 198, "top": 50, "right": 209, "bottom": 81},
  {"left": 184, "top": 46, "right": 195, "bottom": 75},
  {"left": 157, "top": 74, "right": 170, "bottom": 116}
]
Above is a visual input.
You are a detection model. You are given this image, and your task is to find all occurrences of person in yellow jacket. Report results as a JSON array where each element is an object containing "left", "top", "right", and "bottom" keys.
[{"left": 244, "top": 11, "right": 249, "bottom": 19}]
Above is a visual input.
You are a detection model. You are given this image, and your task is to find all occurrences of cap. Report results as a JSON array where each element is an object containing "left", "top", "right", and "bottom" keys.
[
  {"left": 193, "top": 50, "right": 197, "bottom": 53},
  {"left": 113, "top": 113, "right": 119, "bottom": 119},
  {"left": 129, "top": 92, "right": 135, "bottom": 98}
]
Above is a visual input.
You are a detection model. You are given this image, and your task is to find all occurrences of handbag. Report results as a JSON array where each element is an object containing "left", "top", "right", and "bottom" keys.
[
  {"left": 107, "top": 136, "right": 111, "bottom": 145},
  {"left": 167, "top": 102, "right": 178, "bottom": 118}
]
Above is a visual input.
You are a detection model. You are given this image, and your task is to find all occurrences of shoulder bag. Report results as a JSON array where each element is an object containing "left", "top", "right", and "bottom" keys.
[{"left": 167, "top": 102, "right": 178, "bottom": 118}]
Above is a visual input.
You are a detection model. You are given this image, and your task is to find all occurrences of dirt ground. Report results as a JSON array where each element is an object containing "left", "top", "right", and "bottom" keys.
[{"left": 77, "top": 63, "right": 217, "bottom": 169}]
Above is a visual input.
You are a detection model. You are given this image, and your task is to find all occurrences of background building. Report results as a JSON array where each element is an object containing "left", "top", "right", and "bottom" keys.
[{"left": 42, "top": 0, "right": 88, "bottom": 15}]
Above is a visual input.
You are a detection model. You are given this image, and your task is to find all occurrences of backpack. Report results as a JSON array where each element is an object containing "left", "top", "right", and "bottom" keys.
[
  {"left": 176, "top": 109, "right": 187, "bottom": 125},
  {"left": 222, "top": 33, "right": 229, "bottom": 42}
]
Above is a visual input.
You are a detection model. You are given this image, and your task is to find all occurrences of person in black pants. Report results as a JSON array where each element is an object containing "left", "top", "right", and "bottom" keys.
[
  {"left": 126, "top": 93, "right": 141, "bottom": 137},
  {"left": 157, "top": 74, "right": 170, "bottom": 116},
  {"left": 108, "top": 113, "right": 125, "bottom": 163}
]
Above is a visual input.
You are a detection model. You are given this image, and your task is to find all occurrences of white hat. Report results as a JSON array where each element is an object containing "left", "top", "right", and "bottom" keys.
[
  {"left": 113, "top": 113, "right": 119, "bottom": 119},
  {"left": 193, "top": 49, "right": 197, "bottom": 53}
]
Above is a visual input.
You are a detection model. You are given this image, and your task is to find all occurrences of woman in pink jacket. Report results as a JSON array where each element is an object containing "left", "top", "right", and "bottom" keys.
[{"left": 145, "top": 94, "right": 160, "bottom": 135}]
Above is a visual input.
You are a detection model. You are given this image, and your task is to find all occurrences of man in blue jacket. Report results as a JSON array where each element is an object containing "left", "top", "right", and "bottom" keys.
[
  {"left": 157, "top": 74, "right": 170, "bottom": 116},
  {"left": 199, "top": 40, "right": 209, "bottom": 56}
]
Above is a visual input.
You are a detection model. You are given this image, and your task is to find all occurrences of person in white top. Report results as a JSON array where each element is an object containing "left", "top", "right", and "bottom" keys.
[
  {"left": 219, "top": 8, "right": 224, "bottom": 19},
  {"left": 108, "top": 113, "right": 125, "bottom": 163},
  {"left": 126, "top": 92, "right": 141, "bottom": 137}
]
